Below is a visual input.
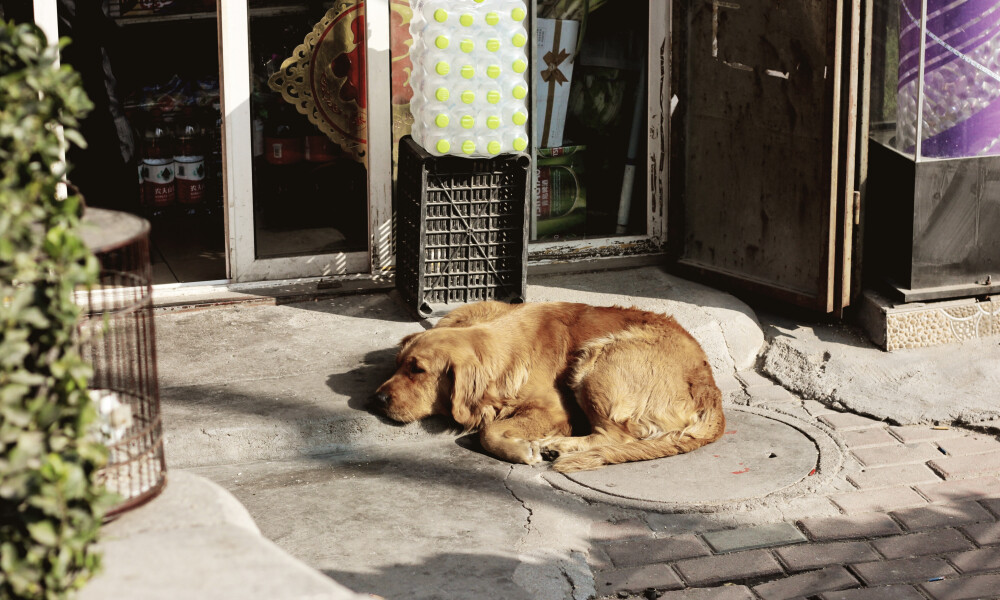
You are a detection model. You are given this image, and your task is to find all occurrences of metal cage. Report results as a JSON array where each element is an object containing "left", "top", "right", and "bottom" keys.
[{"left": 78, "top": 208, "right": 166, "bottom": 518}]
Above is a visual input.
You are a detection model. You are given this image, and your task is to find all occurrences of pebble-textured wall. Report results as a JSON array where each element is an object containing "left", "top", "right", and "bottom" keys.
[{"left": 885, "top": 297, "right": 1000, "bottom": 351}]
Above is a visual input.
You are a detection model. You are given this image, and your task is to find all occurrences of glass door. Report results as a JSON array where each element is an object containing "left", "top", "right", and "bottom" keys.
[{"left": 221, "top": 0, "right": 392, "bottom": 282}]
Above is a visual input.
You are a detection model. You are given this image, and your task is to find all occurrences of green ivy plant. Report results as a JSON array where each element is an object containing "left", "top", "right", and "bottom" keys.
[{"left": 0, "top": 21, "right": 114, "bottom": 599}]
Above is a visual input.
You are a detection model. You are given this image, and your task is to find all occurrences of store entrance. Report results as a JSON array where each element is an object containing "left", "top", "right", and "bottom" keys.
[{"left": 57, "top": 2, "right": 227, "bottom": 285}]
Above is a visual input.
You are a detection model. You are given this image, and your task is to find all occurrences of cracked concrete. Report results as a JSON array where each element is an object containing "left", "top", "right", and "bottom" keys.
[{"left": 757, "top": 311, "right": 1000, "bottom": 431}]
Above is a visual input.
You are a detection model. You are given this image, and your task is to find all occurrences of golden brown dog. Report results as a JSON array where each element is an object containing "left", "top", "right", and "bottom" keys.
[{"left": 373, "top": 301, "right": 725, "bottom": 472}]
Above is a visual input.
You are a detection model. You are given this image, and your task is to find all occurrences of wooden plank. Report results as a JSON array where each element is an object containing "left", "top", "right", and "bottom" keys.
[
  {"left": 836, "top": 0, "right": 862, "bottom": 314},
  {"left": 648, "top": 0, "right": 670, "bottom": 245}
]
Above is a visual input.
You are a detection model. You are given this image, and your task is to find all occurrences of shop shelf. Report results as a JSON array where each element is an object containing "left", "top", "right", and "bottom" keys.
[{"left": 396, "top": 136, "right": 530, "bottom": 319}]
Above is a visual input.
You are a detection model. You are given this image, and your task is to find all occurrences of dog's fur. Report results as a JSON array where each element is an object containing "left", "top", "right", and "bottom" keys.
[{"left": 374, "top": 301, "right": 725, "bottom": 472}]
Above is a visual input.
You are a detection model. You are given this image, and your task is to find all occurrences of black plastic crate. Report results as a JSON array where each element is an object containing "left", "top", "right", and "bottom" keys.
[{"left": 396, "top": 136, "right": 530, "bottom": 318}]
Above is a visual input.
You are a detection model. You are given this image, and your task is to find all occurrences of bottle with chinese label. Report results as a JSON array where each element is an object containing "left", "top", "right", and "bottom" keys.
[
  {"left": 264, "top": 102, "right": 304, "bottom": 165},
  {"left": 174, "top": 114, "right": 206, "bottom": 215},
  {"left": 141, "top": 119, "right": 175, "bottom": 218}
]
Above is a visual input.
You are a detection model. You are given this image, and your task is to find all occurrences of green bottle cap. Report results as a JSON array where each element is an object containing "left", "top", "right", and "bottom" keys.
[
  {"left": 460, "top": 13, "right": 473, "bottom": 26},
  {"left": 485, "top": 12, "right": 499, "bottom": 25},
  {"left": 433, "top": 8, "right": 447, "bottom": 23},
  {"left": 434, "top": 114, "right": 449, "bottom": 128},
  {"left": 486, "top": 65, "right": 501, "bottom": 78},
  {"left": 512, "top": 85, "right": 527, "bottom": 100},
  {"left": 461, "top": 90, "right": 475, "bottom": 104},
  {"left": 486, "top": 116, "right": 501, "bottom": 129},
  {"left": 435, "top": 61, "right": 450, "bottom": 76},
  {"left": 486, "top": 39, "right": 501, "bottom": 52},
  {"left": 512, "top": 137, "right": 527, "bottom": 151},
  {"left": 461, "top": 65, "right": 475, "bottom": 79},
  {"left": 460, "top": 39, "right": 474, "bottom": 53},
  {"left": 511, "top": 7, "right": 526, "bottom": 21},
  {"left": 487, "top": 90, "right": 501, "bottom": 104},
  {"left": 436, "top": 139, "right": 451, "bottom": 153},
  {"left": 511, "top": 33, "right": 527, "bottom": 47},
  {"left": 462, "top": 140, "right": 476, "bottom": 154},
  {"left": 512, "top": 59, "right": 527, "bottom": 74},
  {"left": 487, "top": 141, "right": 502, "bottom": 154},
  {"left": 435, "top": 87, "right": 450, "bottom": 102},
  {"left": 435, "top": 35, "right": 449, "bottom": 49},
  {"left": 512, "top": 111, "right": 527, "bottom": 125},
  {"left": 461, "top": 115, "right": 474, "bottom": 129}
]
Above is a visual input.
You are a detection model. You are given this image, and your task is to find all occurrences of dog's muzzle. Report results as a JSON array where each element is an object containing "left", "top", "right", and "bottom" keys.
[{"left": 372, "top": 391, "right": 391, "bottom": 412}]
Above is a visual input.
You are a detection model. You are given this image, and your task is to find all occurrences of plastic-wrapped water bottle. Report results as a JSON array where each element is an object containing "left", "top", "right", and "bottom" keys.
[{"left": 409, "top": 0, "right": 529, "bottom": 157}]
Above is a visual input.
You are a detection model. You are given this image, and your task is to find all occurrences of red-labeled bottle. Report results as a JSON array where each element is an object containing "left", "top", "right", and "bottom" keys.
[
  {"left": 141, "top": 120, "right": 175, "bottom": 217},
  {"left": 175, "top": 117, "right": 206, "bottom": 212}
]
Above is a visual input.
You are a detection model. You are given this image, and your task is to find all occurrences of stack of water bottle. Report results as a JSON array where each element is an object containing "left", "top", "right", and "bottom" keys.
[{"left": 409, "top": 0, "right": 530, "bottom": 157}]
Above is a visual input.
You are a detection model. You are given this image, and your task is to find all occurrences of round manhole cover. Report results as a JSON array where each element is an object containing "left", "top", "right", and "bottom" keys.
[{"left": 556, "top": 409, "right": 821, "bottom": 506}]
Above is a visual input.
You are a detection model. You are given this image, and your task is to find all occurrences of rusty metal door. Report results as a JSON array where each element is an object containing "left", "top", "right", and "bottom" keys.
[{"left": 671, "top": 0, "right": 864, "bottom": 312}]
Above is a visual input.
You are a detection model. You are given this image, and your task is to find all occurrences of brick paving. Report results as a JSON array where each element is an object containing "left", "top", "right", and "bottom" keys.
[{"left": 591, "top": 378, "right": 1000, "bottom": 599}]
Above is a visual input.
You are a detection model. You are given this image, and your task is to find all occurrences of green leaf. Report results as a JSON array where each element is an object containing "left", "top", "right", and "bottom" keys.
[{"left": 26, "top": 520, "right": 58, "bottom": 547}]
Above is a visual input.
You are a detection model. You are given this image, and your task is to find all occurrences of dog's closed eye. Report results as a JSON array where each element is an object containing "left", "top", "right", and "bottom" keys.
[{"left": 409, "top": 361, "right": 426, "bottom": 375}]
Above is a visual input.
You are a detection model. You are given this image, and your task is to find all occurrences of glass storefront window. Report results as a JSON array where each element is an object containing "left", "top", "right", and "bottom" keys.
[{"left": 248, "top": 0, "right": 369, "bottom": 259}]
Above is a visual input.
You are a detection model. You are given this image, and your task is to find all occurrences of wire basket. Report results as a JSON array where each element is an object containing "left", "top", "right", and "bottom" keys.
[
  {"left": 78, "top": 208, "right": 166, "bottom": 518},
  {"left": 396, "top": 136, "right": 530, "bottom": 318}
]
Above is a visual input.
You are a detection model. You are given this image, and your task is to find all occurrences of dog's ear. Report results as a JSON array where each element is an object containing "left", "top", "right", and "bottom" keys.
[
  {"left": 398, "top": 332, "right": 421, "bottom": 347},
  {"left": 449, "top": 360, "right": 492, "bottom": 431}
]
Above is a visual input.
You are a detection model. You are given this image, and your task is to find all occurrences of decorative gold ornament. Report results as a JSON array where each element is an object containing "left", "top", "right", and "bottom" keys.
[{"left": 269, "top": 1, "right": 368, "bottom": 163}]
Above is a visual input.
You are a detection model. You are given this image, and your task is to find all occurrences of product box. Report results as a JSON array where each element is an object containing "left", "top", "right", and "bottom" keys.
[
  {"left": 534, "top": 145, "right": 586, "bottom": 240},
  {"left": 535, "top": 18, "right": 580, "bottom": 149}
]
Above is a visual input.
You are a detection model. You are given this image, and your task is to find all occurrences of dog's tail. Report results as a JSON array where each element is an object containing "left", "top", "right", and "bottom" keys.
[{"left": 552, "top": 407, "right": 725, "bottom": 473}]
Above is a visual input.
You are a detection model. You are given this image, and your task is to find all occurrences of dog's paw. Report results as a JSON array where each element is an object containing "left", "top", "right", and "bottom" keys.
[
  {"left": 517, "top": 439, "right": 544, "bottom": 466},
  {"left": 540, "top": 448, "right": 559, "bottom": 462}
]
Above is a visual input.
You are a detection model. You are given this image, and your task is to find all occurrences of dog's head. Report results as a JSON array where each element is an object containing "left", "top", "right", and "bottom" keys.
[{"left": 373, "top": 327, "right": 490, "bottom": 428}]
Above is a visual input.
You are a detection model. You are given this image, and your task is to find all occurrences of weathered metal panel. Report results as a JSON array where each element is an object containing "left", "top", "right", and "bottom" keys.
[{"left": 676, "top": 0, "right": 846, "bottom": 309}]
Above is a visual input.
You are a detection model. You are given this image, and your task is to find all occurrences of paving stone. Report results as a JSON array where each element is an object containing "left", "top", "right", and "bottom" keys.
[
  {"left": 983, "top": 497, "right": 1000, "bottom": 518},
  {"left": 752, "top": 565, "right": 858, "bottom": 600},
  {"left": 929, "top": 451, "right": 1000, "bottom": 480},
  {"left": 590, "top": 518, "right": 654, "bottom": 541},
  {"left": 588, "top": 545, "right": 612, "bottom": 570},
  {"left": 735, "top": 370, "right": 773, "bottom": 388},
  {"left": 840, "top": 428, "right": 899, "bottom": 449},
  {"left": 830, "top": 486, "right": 928, "bottom": 514},
  {"left": 871, "top": 529, "right": 974, "bottom": 559},
  {"left": 745, "top": 384, "right": 796, "bottom": 405},
  {"left": 674, "top": 549, "right": 784, "bottom": 587},
  {"left": 818, "top": 585, "right": 926, "bottom": 600},
  {"left": 803, "top": 400, "right": 838, "bottom": 417},
  {"left": 655, "top": 585, "right": 755, "bottom": 600},
  {"left": 852, "top": 443, "right": 943, "bottom": 468},
  {"left": 891, "top": 501, "right": 995, "bottom": 531},
  {"left": 594, "top": 564, "right": 684, "bottom": 596},
  {"left": 798, "top": 513, "right": 903, "bottom": 541},
  {"left": 602, "top": 534, "right": 711, "bottom": 569},
  {"left": 961, "top": 521, "right": 1000, "bottom": 546},
  {"left": 920, "top": 573, "right": 1000, "bottom": 600},
  {"left": 701, "top": 523, "right": 806, "bottom": 554},
  {"left": 915, "top": 477, "right": 1000, "bottom": 503},
  {"left": 888, "top": 426, "right": 961, "bottom": 444},
  {"left": 850, "top": 556, "right": 956, "bottom": 586},
  {"left": 848, "top": 464, "right": 943, "bottom": 490},
  {"left": 948, "top": 547, "right": 1000, "bottom": 574},
  {"left": 819, "top": 413, "right": 885, "bottom": 431},
  {"left": 774, "top": 540, "right": 879, "bottom": 572},
  {"left": 936, "top": 436, "right": 1000, "bottom": 457}
]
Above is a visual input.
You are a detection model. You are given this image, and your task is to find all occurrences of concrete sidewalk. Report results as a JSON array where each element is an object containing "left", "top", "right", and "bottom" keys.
[{"left": 84, "top": 265, "right": 1000, "bottom": 599}]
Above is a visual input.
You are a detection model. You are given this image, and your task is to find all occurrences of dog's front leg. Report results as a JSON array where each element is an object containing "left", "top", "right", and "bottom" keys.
[{"left": 479, "top": 401, "right": 572, "bottom": 466}]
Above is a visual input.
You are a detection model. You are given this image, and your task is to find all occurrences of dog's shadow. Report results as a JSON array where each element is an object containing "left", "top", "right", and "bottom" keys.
[{"left": 325, "top": 346, "right": 458, "bottom": 436}]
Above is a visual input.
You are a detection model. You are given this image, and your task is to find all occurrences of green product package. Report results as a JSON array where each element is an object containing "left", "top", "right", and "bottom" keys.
[{"left": 535, "top": 145, "right": 587, "bottom": 239}]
